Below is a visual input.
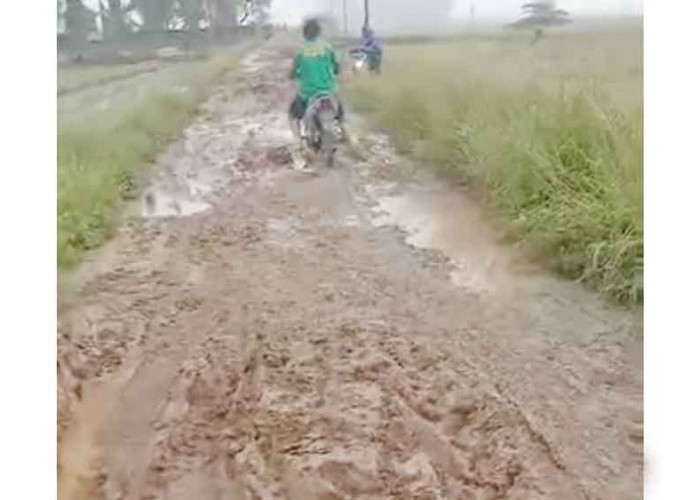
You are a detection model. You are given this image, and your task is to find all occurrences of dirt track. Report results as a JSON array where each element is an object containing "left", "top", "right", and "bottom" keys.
[{"left": 58, "top": 38, "right": 643, "bottom": 500}]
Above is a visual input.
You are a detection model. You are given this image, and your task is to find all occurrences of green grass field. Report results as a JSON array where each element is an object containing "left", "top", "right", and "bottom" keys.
[
  {"left": 58, "top": 54, "right": 240, "bottom": 269},
  {"left": 58, "top": 61, "right": 161, "bottom": 95},
  {"left": 346, "top": 25, "right": 643, "bottom": 303}
]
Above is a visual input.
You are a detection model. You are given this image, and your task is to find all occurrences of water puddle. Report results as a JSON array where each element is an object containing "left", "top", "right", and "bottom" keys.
[
  {"left": 138, "top": 47, "right": 297, "bottom": 219},
  {"left": 266, "top": 216, "right": 307, "bottom": 250},
  {"left": 141, "top": 189, "right": 211, "bottom": 218},
  {"left": 371, "top": 185, "right": 515, "bottom": 294},
  {"left": 140, "top": 158, "right": 221, "bottom": 218},
  {"left": 139, "top": 154, "right": 223, "bottom": 218},
  {"left": 240, "top": 51, "right": 275, "bottom": 74}
]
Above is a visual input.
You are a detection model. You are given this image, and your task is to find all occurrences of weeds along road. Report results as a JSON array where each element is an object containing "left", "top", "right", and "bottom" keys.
[{"left": 58, "top": 37, "right": 643, "bottom": 500}]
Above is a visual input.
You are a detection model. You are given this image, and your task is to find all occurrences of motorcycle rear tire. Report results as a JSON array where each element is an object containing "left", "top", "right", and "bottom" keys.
[{"left": 318, "top": 112, "right": 336, "bottom": 168}]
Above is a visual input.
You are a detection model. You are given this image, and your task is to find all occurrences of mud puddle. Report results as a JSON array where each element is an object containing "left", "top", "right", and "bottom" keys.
[
  {"left": 138, "top": 130, "right": 230, "bottom": 218},
  {"left": 240, "top": 49, "right": 277, "bottom": 74},
  {"left": 371, "top": 183, "right": 520, "bottom": 295},
  {"left": 141, "top": 191, "right": 211, "bottom": 218},
  {"left": 139, "top": 98, "right": 293, "bottom": 219}
]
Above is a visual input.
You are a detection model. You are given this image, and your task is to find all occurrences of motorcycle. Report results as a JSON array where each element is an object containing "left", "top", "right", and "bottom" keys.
[
  {"left": 349, "top": 48, "right": 381, "bottom": 75},
  {"left": 349, "top": 49, "right": 369, "bottom": 74},
  {"left": 301, "top": 93, "right": 341, "bottom": 168}
]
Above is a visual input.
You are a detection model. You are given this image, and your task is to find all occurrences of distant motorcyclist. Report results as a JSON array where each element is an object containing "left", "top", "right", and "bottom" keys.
[
  {"left": 288, "top": 18, "right": 347, "bottom": 167},
  {"left": 360, "top": 26, "right": 382, "bottom": 73}
]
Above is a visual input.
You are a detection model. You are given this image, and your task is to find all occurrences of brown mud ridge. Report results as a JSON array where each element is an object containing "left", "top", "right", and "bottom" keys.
[{"left": 58, "top": 37, "right": 643, "bottom": 500}]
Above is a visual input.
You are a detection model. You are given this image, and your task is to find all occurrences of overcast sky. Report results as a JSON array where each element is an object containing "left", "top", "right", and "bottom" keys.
[
  {"left": 270, "top": 0, "right": 643, "bottom": 24},
  {"left": 79, "top": 0, "right": 643, "bottom": 26}
]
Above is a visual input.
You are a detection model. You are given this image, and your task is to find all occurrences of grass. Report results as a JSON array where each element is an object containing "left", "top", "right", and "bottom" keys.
[
  {"left": 345, "top": 26, "right": 643, "bottom": 303},
  {"left": 58, "top": 61, "right": 160, "bottom": 95},
  {"left": 58, "top": 54, "right": 239, "bottom": 269}
]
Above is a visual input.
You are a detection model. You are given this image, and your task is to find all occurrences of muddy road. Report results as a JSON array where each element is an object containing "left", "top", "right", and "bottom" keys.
[{"left": 58, "top": 38, "right": 643, "bottom": 500}]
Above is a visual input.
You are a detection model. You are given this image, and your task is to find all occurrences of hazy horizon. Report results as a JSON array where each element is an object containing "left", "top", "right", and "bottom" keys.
[
  {"left": 71, "top": 0, "right": 644, "bottom": 35},
  {"left": 271, "top": 0, "right": 643, "bottom": 27}
]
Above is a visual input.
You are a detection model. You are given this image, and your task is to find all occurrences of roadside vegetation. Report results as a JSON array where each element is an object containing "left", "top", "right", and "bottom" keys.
[
  {"left": 58, "top": 61, "right": 160, "bottom": 95},
  {"left": 346, "top": 27, "right": 643, "bottom": 303},
  {"left": 58, "top": 54, "right": 239, "bottom": 269}
]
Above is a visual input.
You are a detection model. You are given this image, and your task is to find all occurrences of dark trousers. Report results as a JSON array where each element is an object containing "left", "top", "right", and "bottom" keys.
[{"left": 289, "top": 95, "right": 345, "bottom": 122}]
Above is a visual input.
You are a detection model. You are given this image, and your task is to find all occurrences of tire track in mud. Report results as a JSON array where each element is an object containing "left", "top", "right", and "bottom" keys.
[
  {"left": 58, "top": 36, "right": 642, "bottom": 500},
  {"left": 131, "top": 317, "right": 578, "bottom": 500}
]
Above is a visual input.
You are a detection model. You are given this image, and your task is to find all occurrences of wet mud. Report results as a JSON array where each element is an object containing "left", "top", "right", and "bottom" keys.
[{"left": 58, "top": 36, "right": 643, "bottom": 500}]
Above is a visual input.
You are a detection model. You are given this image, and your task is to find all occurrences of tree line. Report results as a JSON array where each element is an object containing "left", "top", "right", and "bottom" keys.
[{"left": 58, "top": 0, "right": 272, "bottom": 42}]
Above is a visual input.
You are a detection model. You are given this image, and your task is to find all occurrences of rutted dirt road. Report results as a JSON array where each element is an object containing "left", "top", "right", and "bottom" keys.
[{"left": 58, "top": 38, "right": 643, "bottom": 500}]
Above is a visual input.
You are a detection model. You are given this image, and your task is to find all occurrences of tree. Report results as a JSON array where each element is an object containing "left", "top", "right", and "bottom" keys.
[
  {"left": 64, "top": 0, "right": 97, "bottom": 41},
  {"left": 205, "top": 0, "right": 239, "bottom": 34},
  {"left": 238, "top": 0, "right": 270, "bottom": 26},
  {"left": 509, "top": 1, "right": 572, "bottom": 29},
  {"left": 100, "top": 0, "right": 130, "bottom": 39},
  {"left": 58, "top": 0, "right": 65, "bottom": 32},
  {"left": 238, "top": 0, "right": 251, "bottom": 25},
  {"left": 134, "top": 0, "right": 175, "bottom": 32},
  {"left": 179, "top": 0, "right": 205, "bottom": 31},
  {"left": 250, "top": 0, "right": 271, "bottom": 26}
]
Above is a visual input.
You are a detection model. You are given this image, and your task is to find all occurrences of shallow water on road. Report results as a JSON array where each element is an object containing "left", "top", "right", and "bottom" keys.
[{"left": 371, "top": 184, "right": 515, "bottom": 295}]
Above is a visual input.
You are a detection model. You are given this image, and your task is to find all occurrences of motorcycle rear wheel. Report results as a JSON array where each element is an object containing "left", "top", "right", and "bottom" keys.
[{"left": 317, "top": 111, "right": 336, "bottom": 168}]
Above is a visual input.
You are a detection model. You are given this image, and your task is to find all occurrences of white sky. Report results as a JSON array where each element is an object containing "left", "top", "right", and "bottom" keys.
[
  {"left": 452, "top": 0, "right": 643, "bottom": 20},
  {"left": 79, "top": 0, "right": 644, "bottom": 26},
  {"left": 271, "top": 0, "right": 643, "bottom": 24}
]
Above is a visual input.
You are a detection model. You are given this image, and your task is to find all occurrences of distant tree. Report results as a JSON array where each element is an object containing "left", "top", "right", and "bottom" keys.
[
  {"left": 251, "top": 0, "right": 271, "bottom": 26},
  {"left": 100, "top": 0, "right": 130, "bottom": 39},
  {"left": 238, "top": 0, "right": 251, "bottom": 25},
  {"left": 205, "top": 0, "right": 240, "bottom": 34},
  {"left": 64, "top": 0, "right": 97, "bottom": 41},
  {"left": 58, "top": 0, "right": 65, "bottom": 32},
  {"left": 237, "top": 0, "right": 269, "bottom": 27},
  {"left": 134, "top": 0, "right": 175, "bottom": 32},
  {"left": 509, "top": 1, "right": 571, "bottom": 29},
  {"left": 178, "top": 0, "right": 205, "bottom": 31}
]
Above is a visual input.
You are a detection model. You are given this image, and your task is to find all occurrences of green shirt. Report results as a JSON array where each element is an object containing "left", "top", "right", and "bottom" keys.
[{"left": 291, "top": 40, "right": 339, "bottom": 101}]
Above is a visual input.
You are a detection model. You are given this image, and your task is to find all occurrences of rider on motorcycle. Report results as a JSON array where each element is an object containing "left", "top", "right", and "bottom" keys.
[
  {"left": 289, "top": 18, "right": 347, "bottom": 166},
  {"left": 360, "top": 26, "right": 382, "bottom": 73}
]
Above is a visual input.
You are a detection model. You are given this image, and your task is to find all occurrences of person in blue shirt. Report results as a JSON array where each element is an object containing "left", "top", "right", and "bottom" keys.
[{"left": 360, "top": 26, "right": 382, "bottom": 73}]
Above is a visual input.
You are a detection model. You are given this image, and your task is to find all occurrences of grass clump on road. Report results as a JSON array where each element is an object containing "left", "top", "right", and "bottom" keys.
[
  {"left": 347, "top": 29, "right": 643, "bottom": 303},
  {"left": 58, "top": 55, "right": 238, "bottom": 269}
]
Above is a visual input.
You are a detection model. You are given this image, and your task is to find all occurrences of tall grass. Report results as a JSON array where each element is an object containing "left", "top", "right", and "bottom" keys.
[
  {"left": 58, "top": 61, "right": 159, "bottom": 95},
  {"left": 347, "top": 31, "right": 643, "bottom": 303},
  {"left": 58, "top": 55, "right": 238, "bottom": 269}
]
